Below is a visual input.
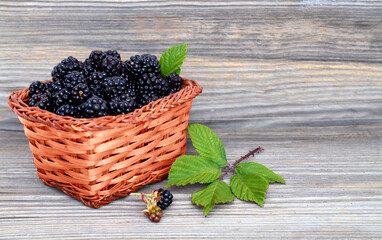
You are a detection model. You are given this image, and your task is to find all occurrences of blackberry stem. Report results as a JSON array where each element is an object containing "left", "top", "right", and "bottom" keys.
[{"left": 218, "top": 146, "right": 264, "bottom": 181}]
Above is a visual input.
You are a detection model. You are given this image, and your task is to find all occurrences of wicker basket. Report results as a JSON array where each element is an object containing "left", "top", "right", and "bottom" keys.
[{"left": 8, "top": 78, "right": 202, "bottom": 208}]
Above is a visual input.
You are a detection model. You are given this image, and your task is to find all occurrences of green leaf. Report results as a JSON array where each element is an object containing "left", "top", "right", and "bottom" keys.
[
  {"left": 235, "top": 162, "right": 285, "bottom": 184},
  {"left": 230, "top": 174, "right": 269, "bottom": 207},
  {"left": 192, "top": 180, "right": 235, "bottom": 216},
  {"left": 203, "top": 204, "right": 215, "bottom": 216},
  {"left": 165, "top": 155, "right": 221, "bottom": 187},
  {"left": 159, "top": 44, "right": 187, "bottom": 76},
  {"left": 187, "top": 124, "right": 227, "bottom": 167}
]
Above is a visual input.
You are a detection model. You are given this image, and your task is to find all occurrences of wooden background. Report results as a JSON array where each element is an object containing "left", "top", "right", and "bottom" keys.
[{"left": 1, "top": 0, "right": 382, "bottom": 239}]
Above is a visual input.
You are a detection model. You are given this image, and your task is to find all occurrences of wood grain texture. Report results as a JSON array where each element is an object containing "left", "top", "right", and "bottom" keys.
[{"left": 1, "top": 0, "right": 382, "bottom": 239}]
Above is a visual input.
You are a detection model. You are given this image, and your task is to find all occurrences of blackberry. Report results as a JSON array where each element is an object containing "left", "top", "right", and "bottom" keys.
[
  {"left": 109, "top": 91, "right": 137, "bottom": 115},
  {"left": 87, "top": 50, "right": 106, "bottom": 70},
  {"left": 101, "top": 76, "right": 129, "bottom": 99},
  {"left": 102, "top": 55, "right": 123, "bottom": 76},
  {"left": 56, "top": 104, "right": 78, "bottom": 117},
  {"left": 80, "top": 95, "right": 109, "bottom": 118},
  {"left": 139, "top": 91, "right": 160, "bottom": 107},
  {"left": 63, "top": 71, "right": 86, "bottom": 90},
  {"left": 104, "top": 50, "right": 121, "bottom": 59},
  {"left": 125, "top": 54, "right": 161, "bottom": 79},
  {"left": 28, "top": 81, "right": 46, "bottom": 96},
  {"left": 83, "top": 58, "right": 95, "bottom": 77},
  {"left": 166, "top": 73, "right": 182, "bottom": 94},
  {"left": 88, "top": 71, "right": 107, "bottom": 95},
  {"left": 44, "top": 81, "right": 63, "bottom": 95},
  {"left": 156, "top": 188, "right": 173, "bottom": 210},
  {"left": 137, "top": 73, "right": 170, "bottom": 96},
  {"left": 53, "top": 88, "right": 72, "bottom": 108},
  {"left": 71, "top": 83, "right": 91, "bottom": 103},
  {"left": 29, "top": 93, "right": 51, "bottom": 111},
  {"left": 51, "top": 56, "right": 84, "bottom": 82}
]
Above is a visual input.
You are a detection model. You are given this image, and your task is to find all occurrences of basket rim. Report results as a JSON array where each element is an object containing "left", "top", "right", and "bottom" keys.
[{"left": 8, "top": 77, "right": 202, "bottom": 131}]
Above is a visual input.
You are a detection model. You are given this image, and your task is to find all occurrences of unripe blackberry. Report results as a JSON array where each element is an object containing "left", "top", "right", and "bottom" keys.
[{"left": 146, "top": 205, "right": 163, "bottom": 223}]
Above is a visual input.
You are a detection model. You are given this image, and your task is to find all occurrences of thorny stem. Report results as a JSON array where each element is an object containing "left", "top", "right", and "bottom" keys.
[
  {"left": 130, "top": 193, "right": 155, "bottom": 203},
  {"left": 218, "top": 146, "right": 264, "bottom": 181}
]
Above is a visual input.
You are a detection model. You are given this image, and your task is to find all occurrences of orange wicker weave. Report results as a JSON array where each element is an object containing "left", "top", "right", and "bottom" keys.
[{"left": 8, "top": 78, "right": 202, "bottom": 208}]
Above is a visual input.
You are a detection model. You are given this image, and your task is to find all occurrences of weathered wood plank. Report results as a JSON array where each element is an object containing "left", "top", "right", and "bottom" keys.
[
  {"left": 1, "top": 131, "right": 382, "bottom": 239},
  {"left": 2, "top": 59, "right": 382, "bottom": 133},
  {"left": 1, "top": 0, "right": 382, "bottom": 239}
]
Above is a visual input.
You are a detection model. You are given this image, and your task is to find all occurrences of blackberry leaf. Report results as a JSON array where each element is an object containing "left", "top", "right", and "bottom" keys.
[
  {"left": 159, "top": 44, "right": 187, "bottom": 77},
  {"left": 235, "top": 162, "right": 286, "bottom": 184},
  {"left": 165, "top": 155, "right": 222, "bottom": 187},
  {"left": 191, "top": 180, "right": 235, "bottom": 216},
  {"left": 230, "top": 173, "right": 269, "bottom": 207},
  {"left": 187, "top": 124, "right": 227, "bottom": 167}
]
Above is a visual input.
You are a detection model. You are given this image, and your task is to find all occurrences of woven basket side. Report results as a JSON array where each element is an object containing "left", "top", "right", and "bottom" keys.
[{"left": 22, "top": 100, "right": 192, "bottom": 207}]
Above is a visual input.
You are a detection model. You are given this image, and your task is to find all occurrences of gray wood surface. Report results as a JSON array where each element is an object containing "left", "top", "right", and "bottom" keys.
[{"left": 1, "top": 0, "right": 382, "bottom": 239}]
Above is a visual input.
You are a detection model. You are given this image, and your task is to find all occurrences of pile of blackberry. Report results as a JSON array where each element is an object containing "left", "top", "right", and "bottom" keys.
[{"left": 28, "top": 50, "right": 183, "bottom": 118}]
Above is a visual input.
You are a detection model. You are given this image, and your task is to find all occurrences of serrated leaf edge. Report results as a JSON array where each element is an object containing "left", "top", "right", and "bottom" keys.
[
  {"left": 230, "top": 174, "right": 269, "bottom": 207},
  {"left": 187, "top": 123, "right": 227, "bottom": 167},
  {"left": 165, "top": 155, "right": 222, "bottom": 187},
  {"left": 235, "top": 162, "right": 286, "bottom": 184},
  {"left": 159, "top": 44, "right": 187, "bottom": 76}
]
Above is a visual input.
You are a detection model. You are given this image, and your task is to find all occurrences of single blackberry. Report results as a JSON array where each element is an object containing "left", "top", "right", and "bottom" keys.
[
  {"left": 63, "top": 71, "right": 86, "bottom": 90},
  {"left": 53, "top": 88, "right": 73, "bottom": 108},
  {"left": 104, "top": 50, "right": 121, "bottom": 59},
  {"left": 101, "top": 76, "right": 129, "bottom": 99},
  {"left": 71, "top": 83, "right": 91, "bottom": 103},
  {"left": 109, "top": 91, "right": 137, "bottom": 115},
  {"left": 56, "top": 104, "right": 78, "bottom": 117},
  {"left": 51, "top": 56, "right": 84, "bottom": 82},
  {"left": 166, "top": 73, "right": 182, "bottom": 93},
  {"left": 80, "top": 95, "right": 109, "bottom": 118},
  {"left": 82, "top": 58, "right": 95, "bottom": 77},
  {"left": 28, "top": 81, "right": 46, "bottom": 96},
  {"left": 137, "top": 73, "right": 170, "bottom": 96},
  {"left": 88, "top": 71, "right": 107, "bottom": 95},
  {"left": 87, "top": 50, "right": 106, "bottom": 70},
  {"left": 124, "top": 54, "right": 161, "bottom": 79},
  {"left": 44, "top": 81, "right": 63, "bottom": 95},
  {"left": 139, "top": 91, "right": 160, "bottom": 106},
  {"left": 156, "top": 188, "right": 173, "bottom": 210},
  {"left": 29, "top": 93, "right": 51, "bottom": 111},
  {"left": 101, "top": 55, "right": 123, "bottom": 76}
]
